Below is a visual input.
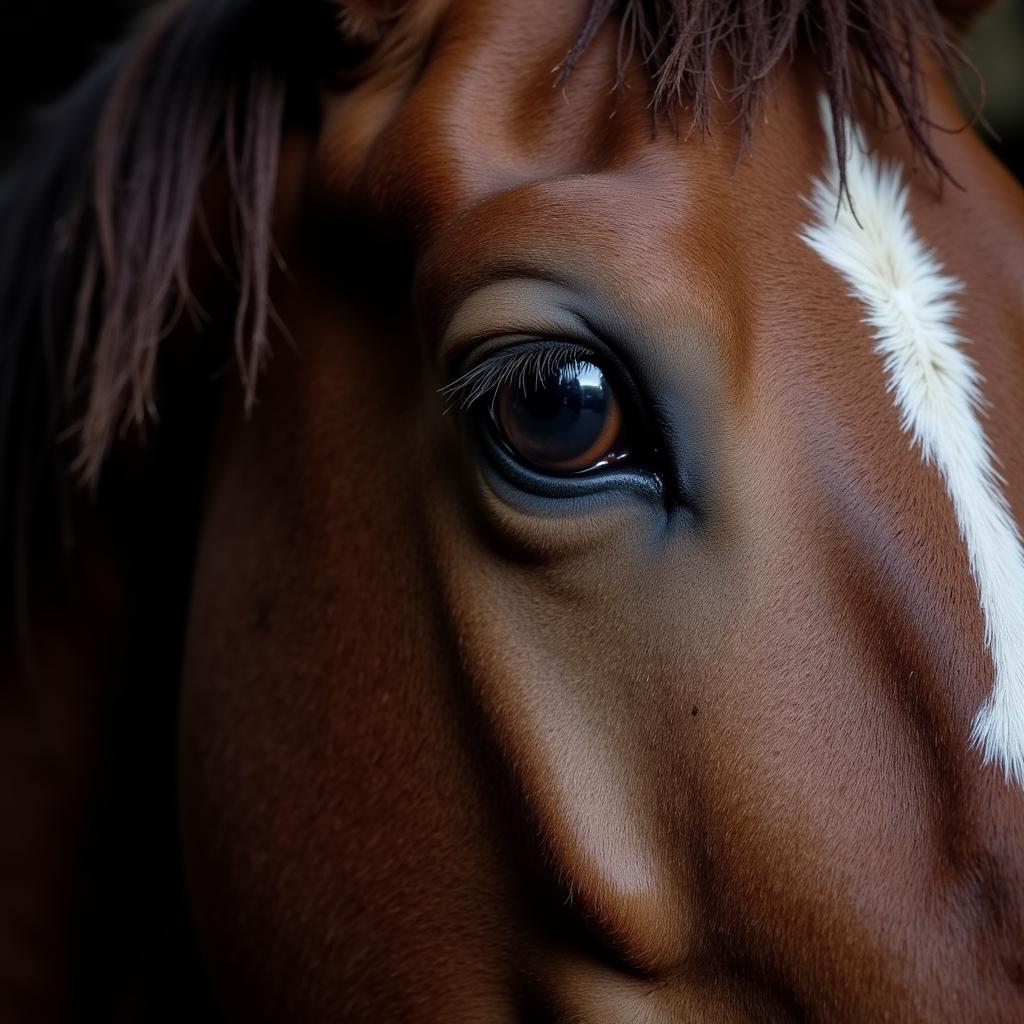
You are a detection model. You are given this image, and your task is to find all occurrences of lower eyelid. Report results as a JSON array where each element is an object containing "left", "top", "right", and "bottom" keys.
[{"left": 478, "top": 422, "right": 666, "bottom": 505}]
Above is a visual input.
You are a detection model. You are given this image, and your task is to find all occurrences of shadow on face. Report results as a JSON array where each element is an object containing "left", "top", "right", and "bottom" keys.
[{"left": 138, "top": 0, "right": 1024, "bottom": 1020}]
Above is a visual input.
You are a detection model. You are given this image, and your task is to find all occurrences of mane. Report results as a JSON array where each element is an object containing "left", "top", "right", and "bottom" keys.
[
  {"left": 0, "top": 0, "right": 341, "bottom": 631},
  {"left": 0, "top": 0, "right": 970, "bottom": 619},
  {"left": 564, "top": 0, "right": 965, "bottom": 194}
]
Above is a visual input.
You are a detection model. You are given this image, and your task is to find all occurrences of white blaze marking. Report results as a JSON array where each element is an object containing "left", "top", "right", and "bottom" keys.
[{"left": 801, "top": 99, "right": 1024, "bottom": 785}]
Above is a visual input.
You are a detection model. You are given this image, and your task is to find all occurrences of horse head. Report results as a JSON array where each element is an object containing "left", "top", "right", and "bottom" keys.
[{"left": 2, "top": 0, "right": 1023, "bottom": 1019}]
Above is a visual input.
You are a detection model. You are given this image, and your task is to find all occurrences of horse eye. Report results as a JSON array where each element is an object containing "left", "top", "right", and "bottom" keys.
[{"left": 489, "top": 360, "right": 632, "bottom": 475}]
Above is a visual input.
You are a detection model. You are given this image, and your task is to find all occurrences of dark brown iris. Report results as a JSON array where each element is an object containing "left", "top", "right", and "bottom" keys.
[{"left": 491, "top": 360, "right": 630, "bottom": 474}]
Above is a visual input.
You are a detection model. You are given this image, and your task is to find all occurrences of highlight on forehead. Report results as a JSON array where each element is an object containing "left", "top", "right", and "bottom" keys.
[
  {"left": 801, "top": 98, "right": 1024, "bottom": 785},
  {"left": 562, "top": 0, "right": 965, "bottom": 195}
]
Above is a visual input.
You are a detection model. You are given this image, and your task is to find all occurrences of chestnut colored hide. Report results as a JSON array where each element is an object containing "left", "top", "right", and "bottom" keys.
[{"left": 1, "top": 0, "right": 1023, "bottom": 1021}]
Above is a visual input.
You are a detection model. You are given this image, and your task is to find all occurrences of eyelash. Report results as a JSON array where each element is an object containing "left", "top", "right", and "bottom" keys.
[{"left": 440, "top": 341, "right": 593, "bottom": 412}]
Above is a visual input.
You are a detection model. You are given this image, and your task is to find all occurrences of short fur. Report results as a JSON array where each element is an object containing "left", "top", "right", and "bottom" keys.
[{"left": 0, "top": 0, "right": 977, "bottom": 588}]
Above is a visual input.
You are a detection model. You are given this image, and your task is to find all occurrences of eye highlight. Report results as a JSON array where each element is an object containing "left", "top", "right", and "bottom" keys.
[
  {"left": 442, "top": 341, "right": 644, "bottom": 478},
  {"left": 493, "top": 359, "right": 628, "bottom": 474}
]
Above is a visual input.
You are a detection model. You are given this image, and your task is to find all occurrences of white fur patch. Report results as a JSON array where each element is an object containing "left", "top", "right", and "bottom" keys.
[{"left": 801, "top": 99, "right": 1024, "bottom": 785}]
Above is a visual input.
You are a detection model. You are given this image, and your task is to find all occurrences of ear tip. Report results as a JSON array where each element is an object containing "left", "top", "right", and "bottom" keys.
[{"left": 333, "top": 0, "right": 402, "bottom": 46}]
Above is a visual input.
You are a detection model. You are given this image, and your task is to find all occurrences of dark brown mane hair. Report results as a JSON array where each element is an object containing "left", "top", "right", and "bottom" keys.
[
  {"left": 0, "top": 0, "right": 337, "bottom": 629},
  {"left": 0, "top": 0, "right": 968, "bottom": 620},
  {"left": 565, "top": 0, "right": 964, "bottom": 190}
]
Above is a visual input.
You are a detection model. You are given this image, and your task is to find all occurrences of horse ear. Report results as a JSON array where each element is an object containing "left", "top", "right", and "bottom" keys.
[
  {"left": 332, "top": 0, "right": 406, "bottom": 44},
  {"left": 936, "top": 0, "right": 1000, "bottom": 29}
]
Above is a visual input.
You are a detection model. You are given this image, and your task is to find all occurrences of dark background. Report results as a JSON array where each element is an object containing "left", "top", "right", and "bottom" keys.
[
  {"left": 1, "top": 0, "right": 1023, "bottom": 179},
  {"left": 1, "top": 1, "right": 153, "bottom": 167},
  {"left": 964, "top": 0, "right": 1024, "bottom": 180}
]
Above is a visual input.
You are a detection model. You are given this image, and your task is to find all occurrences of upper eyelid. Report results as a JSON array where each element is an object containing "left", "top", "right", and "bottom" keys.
[
  {"left": 440, "top": 339, "right": 594, "bottom": 411},
  {"left": 437, "top": 279, "right": 600, "bottom": 366}
]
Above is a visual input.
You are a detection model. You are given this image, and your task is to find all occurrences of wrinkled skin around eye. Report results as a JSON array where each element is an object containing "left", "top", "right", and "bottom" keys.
[{"left": 490, "top": 361, "right": 630, "bottom": 474}]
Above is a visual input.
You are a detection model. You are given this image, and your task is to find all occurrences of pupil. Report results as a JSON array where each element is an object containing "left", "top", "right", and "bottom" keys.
[{"left": 493, "top": 360, "right": 624, "bottom": 473}]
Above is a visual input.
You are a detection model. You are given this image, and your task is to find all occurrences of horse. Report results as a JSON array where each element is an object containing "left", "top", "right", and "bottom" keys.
[{"left": 2, "top": 0, "right": 1023, "bottom": 1019}]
